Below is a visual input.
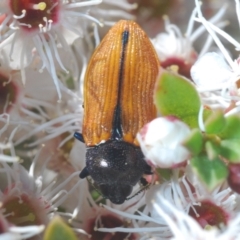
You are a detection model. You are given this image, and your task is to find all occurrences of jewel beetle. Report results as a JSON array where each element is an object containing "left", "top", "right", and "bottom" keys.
[{"left": 75, "top": 20, "right": 160, "bottom": 204}]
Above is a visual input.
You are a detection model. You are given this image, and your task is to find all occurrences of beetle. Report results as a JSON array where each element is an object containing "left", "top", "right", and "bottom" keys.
[{"left": 75, "top": 20, "right": 160, "bottom": 204}]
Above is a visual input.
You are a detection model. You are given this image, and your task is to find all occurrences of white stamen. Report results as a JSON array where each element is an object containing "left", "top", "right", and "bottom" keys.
[
  {"left": 1, "top": 162, "right": 12, "bottom": 189},
  {"left": 20, "top": 40, "right": 27, "bottom": 85},
  {"left": 0, "top": 154, "right": 19, "bottom": 162},
  {"left": 15, "top": 113, "right": 81, "bottom": 145},
  {"left": 9, "top": 21, "right": 20, "bottom": 30},
  {"left": 13, "top": 10, "right": 26, "bottom": 19},
  {"left": 51, "top": 190, "right": 68, "bottom": 203},
  {"left": 48, "top": 33, "right": 69, "bottom": 73},
  {"left": 54, "top": 30, "right": 79, "bottom": 78},
  {"left": 43, "top": 17, "right": 48, "bottom": 32},
  {"left": 39, "top": 24, "right": 43, "bottom": 33},
  {"left": 203, "top": 20, "right": 240, "bottom": 52},
  {"left": 0, "top": 15, "right": 12, "bottom": 41},
  {"left": 33, "top": 35, "right": 48, "bottom": 72},
  {"left": 48, "top": 19, "right": 53, "bottom": 31},
  {"left": 20, "top": 107, "right": 47, "bottom": 121},
  {"left": 235, "top": 0, "right": 240, "bottom": 30},
  {"left": 18, "top": 22, "right": 32, "bottom": 28},
  {"left": 21, "top": 100, "right": 50, "bottom": 119},
  {"left": 72, "top": 228, "right": 91, "bottom": 238},
  {"left": 0, "top": 142, "right": 11, "bottom": 149},
  {"left": 8, "top": 32, "right": 18, "bottom": 61},
  {"left": 40, "top": 179, "right": 57, "bottom": 197},
  {"left": 58, "top": 133, "right": 73, "bottom": 148},
  {"left": 44, "top": 172, "right": 80, "bottom": 199},
  {"left": 185, "top": 8, "right": 198, "bottom": 37},
  {"left": 93, "top": 23, "right": 100, "bottom": 47},
  {"left": 194, "top": 0, "right": 235, "bottom": 70},
  {"left": 199, "top": 21, "right": 229, "bottom": 57},
  {"left": 97, "top": 8, "right": 135, "bottom": 21},
  {"left": 103, "top": 0, "right": 137, "bottom": 10},
  {"left": 10, "top": 225, "right": 45, "bottom": 238},
  {"left": 29, "top": 149, "right": 43, "bottom": 178},
  {"left": 23, "top": 97, "right": 55, "bottom": 110},
  {"left": 38, "top": 34, "right": 62, "bottom": 98},
  {"left": 52, "top": 181, "right": 81, "bottom": 207},
  {"left": 101, "top": 20, "right": 116, "bottom": 26},
  {"left": 26, "top": 125, "right": 78, "bottom": 147},
  {"left": 65, "top": 11, "right": 103, "bottom": 27},
  {"left": 65, "top": 0, "right": 102, "bottom": 9},
  {"left": 3, "top": 93, "right": 10, "bottom": 113},
  {"left": 47, "top": 2, "right": 59, "bottom": 14},
  {"left": 190, "top": 5, "right": 228, "bottom": 42},
  {"left": 0, "top": 113, "right": 10, "bottom": 135}
]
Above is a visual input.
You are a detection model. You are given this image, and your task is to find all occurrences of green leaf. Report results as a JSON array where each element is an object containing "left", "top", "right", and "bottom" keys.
[
  {"left": 220, "top": 139, "right": 240, "bottom": 162},
  {"left": 204, "top": 110, "right": 226, "bottom": 134},
  {"left": 191, "top": 155, "right": 228, "bottom": 191},
  {"left": 154, "top": 71, "right": 201, "bottom": 128},
  {"left": 183, "top": 129, "right": 203, "bottom": 155},
  {"left": 205, "top": 140, "right": 220, "bottom": 160},
  {"left": 218, "top": 115, "right": 240, "bottom": 139},
  {"left": 44, "top": 216, "right": 78, "bottom": 240}
]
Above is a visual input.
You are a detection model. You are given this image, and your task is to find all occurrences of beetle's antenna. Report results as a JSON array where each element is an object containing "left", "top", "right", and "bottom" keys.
[{"left": 126, "top": 183, "right": 150, "bottom": 201}]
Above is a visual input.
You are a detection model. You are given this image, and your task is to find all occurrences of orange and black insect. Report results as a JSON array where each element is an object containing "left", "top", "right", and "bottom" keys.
[{"left": 75, "top": 20, "right": 160, "bottom": 204}]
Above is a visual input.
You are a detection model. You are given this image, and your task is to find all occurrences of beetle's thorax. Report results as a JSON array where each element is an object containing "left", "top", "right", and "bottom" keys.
[{"left": 86, "top": 140, "right": 146, "bottom": 185}]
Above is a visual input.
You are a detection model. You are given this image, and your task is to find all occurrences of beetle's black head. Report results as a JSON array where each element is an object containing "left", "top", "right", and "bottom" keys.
[
  {"left": 82, "top": 140, "right": 150, "bottom": 204},
  {"left": 99, "top": 184, "right": 132, "bottom": 204}
]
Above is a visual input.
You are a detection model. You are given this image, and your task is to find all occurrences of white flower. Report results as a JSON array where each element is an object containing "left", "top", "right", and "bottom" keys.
[
  {"left": 96, "top": 174, "right": 237, "bottom": 239},
  {"left": 146, "top": 173, "right": 235, "bottom": 227},
  {"left": 0, "top": 158, "right": 82, "bottom": 227},
  {"left": 152, "top": 198, "right": 240, "bottom": 240},
  {"left": 191, "top": 52, "right": 232, "bottom": 88},
  {"left": 13, "top": 69, "right": 82, "bottom": 147},
  {"left": 0, "top": 0, "right": 102, "bottom": 99},
  {"left": 192, "top": 0, "right": 240, "bottom": 114},
  {"left": 151, "top": 5, "right": 227, "bottom": 79},
  {"left": 137, "top": 117, "right": 191, "bottom": 168}
]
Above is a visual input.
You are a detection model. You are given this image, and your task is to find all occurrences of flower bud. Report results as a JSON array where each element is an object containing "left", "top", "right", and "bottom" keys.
[{"left": 137, "top": 117, "right": 191, "bottom": 168}]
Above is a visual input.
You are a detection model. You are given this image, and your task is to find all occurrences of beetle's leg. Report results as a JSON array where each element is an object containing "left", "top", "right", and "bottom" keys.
[
  {"left": 144, "top": 164, "right": 153, "bottom": 175},
  {"left": 79, "top": 167, "right": 89, "bottom": 179},
  {"left": 74, "top": 132, "right": 85, "bottom": 143},
  {"left": 140, "top": 177, "right": 148, "bottom": 186}
]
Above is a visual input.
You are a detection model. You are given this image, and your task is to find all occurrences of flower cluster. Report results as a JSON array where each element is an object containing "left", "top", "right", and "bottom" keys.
[{"left": 1, "top": 0, "right": 240, "bottom": 239}]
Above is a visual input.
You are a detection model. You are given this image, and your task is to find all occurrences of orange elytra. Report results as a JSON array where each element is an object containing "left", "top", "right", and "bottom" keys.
[{"left": 74, "top": 20, "right": 160, "bottom": 204}]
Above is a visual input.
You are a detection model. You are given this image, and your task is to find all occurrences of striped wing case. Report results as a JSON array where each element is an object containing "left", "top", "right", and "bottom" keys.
[{"left": 83, "top": 20, "right": 160, "bottom": 146}]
